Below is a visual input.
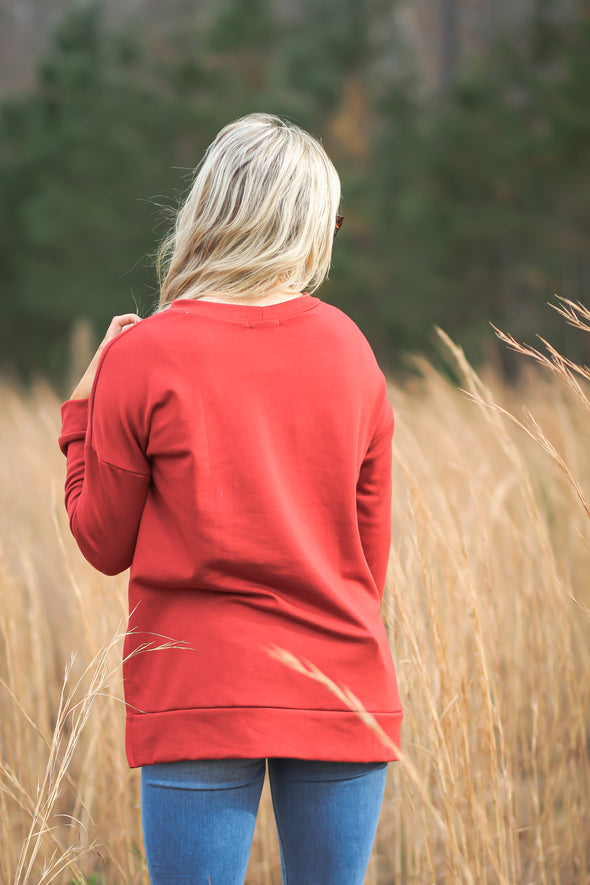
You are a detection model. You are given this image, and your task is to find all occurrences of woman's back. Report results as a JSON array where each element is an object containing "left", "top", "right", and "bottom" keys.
[{"left": 73, "top": 293, "right": 401, "bottom": 767}]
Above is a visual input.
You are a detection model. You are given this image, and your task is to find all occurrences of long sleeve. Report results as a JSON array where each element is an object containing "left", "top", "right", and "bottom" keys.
[
  {"left": 58, "top": 337, "right": 151, "bottom": 576},
  {"left": 356, "top": 393, "right": 394, "bottom": 596}
]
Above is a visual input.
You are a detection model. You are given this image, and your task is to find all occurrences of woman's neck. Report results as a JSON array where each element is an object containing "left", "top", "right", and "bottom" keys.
[{"left": 198, "top": 287, "right": 303, "bottom": 306}]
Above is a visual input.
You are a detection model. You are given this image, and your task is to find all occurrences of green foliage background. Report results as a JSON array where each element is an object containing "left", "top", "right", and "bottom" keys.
[{"left": 0, "top": 0, "right": 589, "bottom": 387}]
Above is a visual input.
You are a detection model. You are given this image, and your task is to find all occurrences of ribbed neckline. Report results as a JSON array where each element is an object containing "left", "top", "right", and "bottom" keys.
[{"left": 169, "top": 294, "right": 319, "bottom": 322}]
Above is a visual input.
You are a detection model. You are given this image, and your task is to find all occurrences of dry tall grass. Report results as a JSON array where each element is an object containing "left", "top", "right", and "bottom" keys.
[{"left": 1, "top": 306, "right": 589, "bottom": 884}]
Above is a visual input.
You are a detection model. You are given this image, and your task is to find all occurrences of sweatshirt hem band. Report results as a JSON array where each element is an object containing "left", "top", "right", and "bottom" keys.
[{"left": 126, "top": 706, "right": 402, "bottom": 767}]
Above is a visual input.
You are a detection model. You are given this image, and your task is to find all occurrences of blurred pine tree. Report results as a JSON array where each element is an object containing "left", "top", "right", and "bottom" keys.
[
  {"left": 368, "top": 11, "right": 590, "bottom": 375},
  {"left": 0, "top": 3, "right": 224, "bottom": 382}
]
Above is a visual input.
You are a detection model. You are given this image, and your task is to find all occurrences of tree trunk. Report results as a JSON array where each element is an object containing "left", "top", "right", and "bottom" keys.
[{"left": 437, "top": 0, "right": 460, "bottom": 91}]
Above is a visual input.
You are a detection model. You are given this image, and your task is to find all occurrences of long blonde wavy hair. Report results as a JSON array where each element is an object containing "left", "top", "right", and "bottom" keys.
[{"left": 156, "top": 113, "right": 341, "bottom": 307}]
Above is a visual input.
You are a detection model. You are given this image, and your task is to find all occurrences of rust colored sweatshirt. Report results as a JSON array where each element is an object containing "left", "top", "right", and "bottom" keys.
[{"left": 59, "top": 295, "right": 403, "bottom": 766}]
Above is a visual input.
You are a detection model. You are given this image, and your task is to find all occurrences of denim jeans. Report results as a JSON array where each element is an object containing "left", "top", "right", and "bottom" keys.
[{"left": 141, "top": 757, "right": 388, "bottom": 885}]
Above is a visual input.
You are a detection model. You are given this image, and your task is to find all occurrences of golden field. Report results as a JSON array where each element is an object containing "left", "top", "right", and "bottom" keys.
[{"left": 1, "top": 307, "right": 589, "bottom": 884}]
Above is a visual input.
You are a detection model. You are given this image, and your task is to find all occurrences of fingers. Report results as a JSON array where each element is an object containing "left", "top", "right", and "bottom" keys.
[
  {"left": 114, "top": 313, "right": 142, "bottom": 332},
  {"left": 103, "top": 313, "right": 142, "bottom": 344}
]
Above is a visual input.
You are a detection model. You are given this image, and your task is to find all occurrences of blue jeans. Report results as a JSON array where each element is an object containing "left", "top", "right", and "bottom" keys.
[{"left": 141, "top": 758, "right": 388, "bottom": 884}]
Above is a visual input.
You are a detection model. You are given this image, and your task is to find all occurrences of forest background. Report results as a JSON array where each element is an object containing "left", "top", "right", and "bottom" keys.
[{"left": 1, "top": 0, "right": 589, "bottom": 388}]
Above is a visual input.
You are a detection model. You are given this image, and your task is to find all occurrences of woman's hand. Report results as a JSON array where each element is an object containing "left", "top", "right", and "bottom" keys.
[{"left": 70, "top": 313, "right": 142, "bottom": 400}]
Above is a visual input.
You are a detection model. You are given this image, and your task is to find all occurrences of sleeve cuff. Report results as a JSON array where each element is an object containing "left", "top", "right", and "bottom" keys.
[{"left": 59, "top": 398, "right": 90, "bottom": 454}]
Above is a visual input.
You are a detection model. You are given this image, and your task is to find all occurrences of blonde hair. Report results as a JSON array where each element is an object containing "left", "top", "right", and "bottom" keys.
[{"left": 157, "top": 113, "right": 341, "bottom": 306}]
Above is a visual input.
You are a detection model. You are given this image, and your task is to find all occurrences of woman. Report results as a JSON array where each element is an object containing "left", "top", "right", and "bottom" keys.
[{"left": 59, "top": 113, "right": 403, "bottom": 885}]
